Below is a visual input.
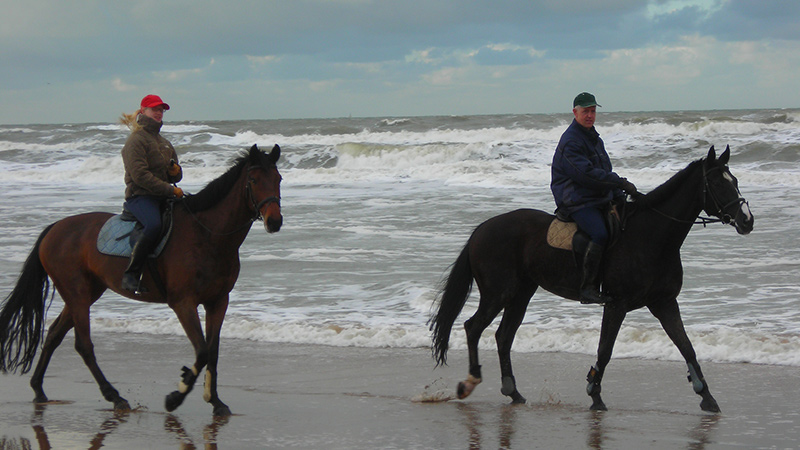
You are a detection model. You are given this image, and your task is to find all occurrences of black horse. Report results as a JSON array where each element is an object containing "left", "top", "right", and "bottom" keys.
[{"left": 430, "top": 146, "right": 753, "bottom": 412}]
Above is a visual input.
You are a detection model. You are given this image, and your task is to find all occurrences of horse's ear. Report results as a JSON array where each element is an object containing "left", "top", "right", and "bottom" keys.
[
  {"left": 718, "top": 145, "right": 730, "bottom": 166},
  {"left": 706, "top": 145, "right": 716, "bottom": 163},
  {"left": 268, "top": 144, "right": 280, "bottom": 164}
]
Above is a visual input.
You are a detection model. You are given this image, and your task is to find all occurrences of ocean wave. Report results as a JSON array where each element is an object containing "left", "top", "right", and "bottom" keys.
[{"left": 3, "top": 109, "right": 799, "bottom": 189}]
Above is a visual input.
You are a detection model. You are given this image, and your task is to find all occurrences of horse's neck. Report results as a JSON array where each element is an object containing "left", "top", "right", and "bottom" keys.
[
  {"left": 185, "top": 174, "right": 253, "bottom": 244},
  {"left": 635, "top": 167, "right": 705, "bottom": 249}
]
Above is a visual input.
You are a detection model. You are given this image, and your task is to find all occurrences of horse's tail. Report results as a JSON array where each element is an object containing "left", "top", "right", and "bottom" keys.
[
  {"left": 429, "top": 241, "right": 474, "bottom": 367},
  {"left": 0, "top": 224, "right": 55, "bottom": 374}
]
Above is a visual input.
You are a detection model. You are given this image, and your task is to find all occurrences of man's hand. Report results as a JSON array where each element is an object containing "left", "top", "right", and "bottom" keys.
[
  {"left": 620, "top": 178, "right": 643, "bottom": 199},
  {"left": 173, "top": 186, "right": 184, "bottom": 198}
]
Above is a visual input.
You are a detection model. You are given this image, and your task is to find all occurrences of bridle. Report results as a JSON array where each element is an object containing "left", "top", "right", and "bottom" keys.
[
  {"left": 648, "top": 160, "right": 747, "bottom": 227},
  {"left": 701, "top": 165, "right": 747, "bottom": 226},
  {"left": 246, "top": 165, "right": 281, "bottom": 222}
]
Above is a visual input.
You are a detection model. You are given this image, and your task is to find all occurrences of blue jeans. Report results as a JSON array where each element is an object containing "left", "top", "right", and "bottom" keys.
[
  {"left": 571, "top": 207, "right": 608, "bottom": 246},
  {"left": 123, "top": 195, "right": 163, "bottom": 242}
]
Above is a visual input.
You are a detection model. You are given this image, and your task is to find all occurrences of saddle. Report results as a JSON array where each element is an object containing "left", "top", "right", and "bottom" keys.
[
  {"left": 546, "top": 204, "right": 622, "bottom": 254},
  {"left": 97, "top": 203, "right": 174, "bottom": 258}
]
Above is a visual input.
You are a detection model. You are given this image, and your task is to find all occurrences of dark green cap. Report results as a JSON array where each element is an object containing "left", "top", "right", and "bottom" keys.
[{"left": 573, "top": 92, "right": 601, "bottom": 108}]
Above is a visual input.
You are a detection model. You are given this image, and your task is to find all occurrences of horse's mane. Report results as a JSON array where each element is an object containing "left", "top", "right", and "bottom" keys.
[
  {"left": 181, "top": 151, "right": 251, "bottom": 212},
  {"left": 635, "top": 159, "right": 703, "bottom": 208}
]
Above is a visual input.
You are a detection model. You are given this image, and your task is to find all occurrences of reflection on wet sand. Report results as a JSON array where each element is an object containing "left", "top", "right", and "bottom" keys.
[
  {"left": 588, "top": 409, "right": 721, "bottom": 450},
  {"left": 6, "top": 403, "right": 230, "bottom": 450},
  {"left": 457, "top": 402, "right": 519, "bottom": 449},
  {"left": 454, "top": 400, "right": 721, "bottom": 450},
  {"left": 164, "top": 414, "right": 230, "bottom": 450}
]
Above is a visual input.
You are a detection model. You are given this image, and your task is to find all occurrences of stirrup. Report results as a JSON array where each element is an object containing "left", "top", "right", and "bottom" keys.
[
  {"left": 121, "top": 273, "right": 147, "bottom": 295},
  {"left": 579, "top": 288, "right": 612, "bottom": 305}
]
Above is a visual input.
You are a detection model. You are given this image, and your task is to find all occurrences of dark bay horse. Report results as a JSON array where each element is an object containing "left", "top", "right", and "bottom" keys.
[
  {"left": 0, "top": 144, "right": 282, "bottom": 416},
  {"left": 430, "top": 146, "right": 753, "bottom": 412}
]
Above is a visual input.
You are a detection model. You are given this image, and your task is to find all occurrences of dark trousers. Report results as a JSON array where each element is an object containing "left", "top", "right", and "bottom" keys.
[
  {"left": 571, "top": 206, "right": 608, "bottom": 246},
  {"left": 123, "top": 195, "right": 163, "bottom": 242}
]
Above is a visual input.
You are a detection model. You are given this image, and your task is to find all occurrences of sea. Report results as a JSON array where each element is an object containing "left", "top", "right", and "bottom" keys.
[{"left": 1, "top": 109, "right": 799, "bottom": 368}]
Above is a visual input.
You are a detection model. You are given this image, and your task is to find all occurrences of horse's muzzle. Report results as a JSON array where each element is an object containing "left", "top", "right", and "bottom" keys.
[
  {"left": 734, "top": 202, "right": 754, "bottom": 235},
  {"left": 266, "top": 215, "right": 282, "bottom": 233}
]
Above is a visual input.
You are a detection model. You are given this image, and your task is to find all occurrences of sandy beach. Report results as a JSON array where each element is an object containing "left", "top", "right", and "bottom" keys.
[{"left": 1, "top": 332, "right": 798, "bottom": 449}]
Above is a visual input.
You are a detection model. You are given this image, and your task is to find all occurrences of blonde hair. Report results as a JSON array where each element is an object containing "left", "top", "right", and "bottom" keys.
[{"left": 119, "top": 111, "right": 142, "bottom": 131}]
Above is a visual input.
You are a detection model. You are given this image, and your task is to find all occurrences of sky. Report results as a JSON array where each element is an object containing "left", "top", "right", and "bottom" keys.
[{"left": 2, "top": 0, "right": 800, "bottom": 124}]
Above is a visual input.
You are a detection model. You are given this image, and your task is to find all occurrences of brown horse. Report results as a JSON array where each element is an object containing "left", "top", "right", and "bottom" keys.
[
  {"left": 0, "top": 144, "right": 282, "bottom": 416},
  {"left": 430, "top": 146, "right": 753, "bottom": 412}
]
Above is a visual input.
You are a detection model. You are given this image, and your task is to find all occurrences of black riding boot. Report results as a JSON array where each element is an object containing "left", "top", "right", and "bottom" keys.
[
  {"left": 580, "top": 241, "right": 613, "bottom": 305},
  {"left": 121, "top": 236, "right": 155, "bottom": 294}
]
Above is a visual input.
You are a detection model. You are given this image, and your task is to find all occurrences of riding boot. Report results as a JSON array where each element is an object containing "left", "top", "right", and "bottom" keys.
[
  {"left": 121, "top": 236, "right": 155, "bottom": 294},
  {"left": 580, "top": 241, "right": 614, "bottom": 305}
]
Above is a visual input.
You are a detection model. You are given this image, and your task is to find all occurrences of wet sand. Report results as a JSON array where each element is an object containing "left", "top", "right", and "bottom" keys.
[{"left": 2, "top": 331, "right": 799, "bottom": 449}]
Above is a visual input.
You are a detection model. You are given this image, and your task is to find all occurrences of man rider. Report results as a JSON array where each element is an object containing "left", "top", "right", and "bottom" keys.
[{"left": 551, "top": 92, "right": 638, "bottom": 304}]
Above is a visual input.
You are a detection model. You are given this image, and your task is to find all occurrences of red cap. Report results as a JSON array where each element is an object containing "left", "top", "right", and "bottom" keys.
[{"left": 140, "top": 94, "right": 170, "bottom": 110}]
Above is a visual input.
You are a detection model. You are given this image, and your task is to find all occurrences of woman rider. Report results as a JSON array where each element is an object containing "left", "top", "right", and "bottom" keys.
[{"left": 119, "top": 94, "right": 183, "bottom": 293}]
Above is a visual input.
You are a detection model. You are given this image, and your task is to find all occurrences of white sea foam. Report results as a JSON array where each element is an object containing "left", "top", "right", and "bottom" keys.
[{"left": 86, "top": 315, "right": 800, "bottom": 366}]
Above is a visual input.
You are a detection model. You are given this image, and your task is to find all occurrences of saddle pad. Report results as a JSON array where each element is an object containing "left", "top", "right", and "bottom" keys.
[
  {"left": 96, "top": 214, "right": 171, "bottom": 258},
  {"left": 546, "top": 218, "right": 577, "bottom": 250}
]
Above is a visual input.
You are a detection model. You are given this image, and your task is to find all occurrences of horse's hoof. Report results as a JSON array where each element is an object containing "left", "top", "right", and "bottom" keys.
[
  {"left": 165, "top": 391, "right": 184, "bottom": 412},
  {"left": 213, "top": 404, "right": 232, "bottom": 417},
  {"left": 456, "top": 375, "right": 481, "bottom": 399},
  {"left": 456, "top": 381, "right": 469, "bottom": 399},
  {"left": 700, "top": 398, "right": 720, "bottom": 413},
  {"left": 114, "top": 398, "right": 131, "bottom": 411},
  {"left": 457, "top": 381, "right": 478, "bottom": 399},
  {"left": 589, "top": 399, "right": 608, "bottom": 411},
  {"left": 510, "top": 393, "right": 527, "bottom": 404}
]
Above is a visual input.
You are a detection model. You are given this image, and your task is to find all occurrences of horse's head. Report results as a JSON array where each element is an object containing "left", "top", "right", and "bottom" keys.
[
  {"left": 702, "top": 145, "right": 753, "bottom": 235},
  {"left": 246, "top": 144, "right": 282, "bottom": 233}
]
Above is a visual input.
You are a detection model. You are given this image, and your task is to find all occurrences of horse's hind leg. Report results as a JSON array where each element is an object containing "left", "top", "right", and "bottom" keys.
[
  {"left": 29, "top": 310, "right": 74, "bottom": 403},
  {"left": 495, "top": 287, "right": 535, "bottom": 404},
  {"left": 457, "top": 296, "right": 504, "bottom": 400},
  {"left": 648, "top": 298, "right": 720, "bottom": 413},
  {"left": 71, "top": 305, "right": 131, "bottom": 411}
]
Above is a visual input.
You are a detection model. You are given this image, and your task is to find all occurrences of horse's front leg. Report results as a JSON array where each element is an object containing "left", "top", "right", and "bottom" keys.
[
  {"left": 202, "top": 296, "right": 231, "bottom": 416},
  {"left": 587, "top": 305, "right": 626, "bottom": 411},
  {"left": 165, "top": 302, "right": 208, "bottom": 412},
  {"left": 648, "top": 299, "right": 720, "bottom": 413}
]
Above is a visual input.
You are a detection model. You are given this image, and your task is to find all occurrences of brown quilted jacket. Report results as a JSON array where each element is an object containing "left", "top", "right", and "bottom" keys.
[{"left": 121, "top": 114, "right": 181, "bottom": 199}]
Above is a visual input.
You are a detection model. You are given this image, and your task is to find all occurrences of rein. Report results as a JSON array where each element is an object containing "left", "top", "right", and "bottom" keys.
[
  {"left": 644, "top": 161, "right": 745, "bottom": 227},
  {"left": 181, "top": 165, "right": 280, "bottom": 236}
]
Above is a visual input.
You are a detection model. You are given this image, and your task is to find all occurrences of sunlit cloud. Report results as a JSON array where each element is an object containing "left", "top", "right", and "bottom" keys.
[
  {"left": 246, "top": 55, "right": 278, "bottom": 65},
  {"left": 112, "top": 77, "right": 136, "bottom": 92}
]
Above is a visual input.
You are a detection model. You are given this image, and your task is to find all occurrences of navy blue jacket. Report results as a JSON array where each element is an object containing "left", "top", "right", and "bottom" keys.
[{"left": 551, "top": 119, "right": 624, "bottom": 216}]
